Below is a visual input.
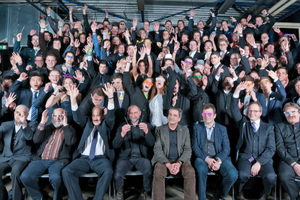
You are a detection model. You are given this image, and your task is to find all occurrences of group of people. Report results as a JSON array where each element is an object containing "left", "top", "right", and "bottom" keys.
[{"left": 0, "top": 3, "right": 300, "bottom": 200}]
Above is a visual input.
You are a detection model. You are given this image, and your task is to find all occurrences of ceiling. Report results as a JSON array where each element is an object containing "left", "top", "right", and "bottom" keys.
[{"left": 2, "top": 0, "right": 300, "bottom": 27}]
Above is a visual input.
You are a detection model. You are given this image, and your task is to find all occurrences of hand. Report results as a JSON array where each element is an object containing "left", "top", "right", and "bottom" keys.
[
  {"left": 145, "top": 45, "right": 151, "bottom": 55},
  {"left": 294, "top": 164, "right": 300, "bottom": 177},
  {"left": 138, "top": 47, "right": 146, "bottom": 58},
  {"left": 62, "top": 65, "right": 68, "bottom": 73},
  {"left": 251, "top": 162, "right": 261, "bottom": 176},
  {"left": 156, "top": 42, "right": 162, "bottom": 48},
  {"left": 26, "top": 65, "right": 33, "bottom": 71},
  {"left": 171, "top": 163, "right": 181, "bottom": 175},
  {"left": 58, "top": 21, "right": 63, "bottom": 27},
  {"left": 273, "top": 27, "right": 281, "bottom": 33},
  {"left": 216, "top": 65, "right": 224, "bottom": 76},
  {"left": 230, "top": 16, "right": 237, "bottom": 23},
  {"left": 236, "top": 23, "right": 243, "bottom": 34},
  {"left": 190, "top": 9, "right": 195, "bottom": 17},
  {"left": 40, "top": 109, "right": 49, "bottom": 124},
  {"left": 124, "top": 29, "right": 130, "bottom": 38},
  {"left": 247, "top": 23, "right": 255, "bottom": 28},
  {"left": 139, "top": 122, "right": 149, "bottom": 134},
  {"left": 210, "top": 9, "right": 215, "bottom": 15},
  {"left": 211, "top": 160, "right": 221, "bottom": 171},
  {"left": 292, "top": 34, "right": 297, "bottom": 41},
  {"left": 12, "top": 52, "right": 22, "bottom": 64},
  {"left": 261, "top": 9, "right": 267, "bottom": 15},
  {"left": 228, "top": 65, "right": 237, "bottom": 77},
  {"left": 30, "top": 29, "right": 36, "bottom": 36},
  {"left": 250, "top": 90, "right": 257, "bottom": 102},
  {"left": 52, "top": 34, "right": 57, "bottom": 39},
  {"left": 74, "top": 70, "right": 83, "bottom": 82},
  {"left": 4, "top": 93, "right": 16, "bottom": 108},
  {"left": 247, "top": 14, "right": 252, "bottom": 22},
  {"left": 93, "top": 58, "right": 100, "bottom": 65},
  {"left": 83, "top": 4, "right": 88, "bottom": 14},
  {"left": 9, "top": 102, "right": 16, "bottom": 111},
  {"left": 44, "top": 82, "right": 52, "bottom": 92},
  {"left": 172, "top": 95, "right": 178, "bottom": 106},
  {"left": 105, "top": 8, "right": 109, "bottom": 17},
  {"left": 16, "top": 33, "right": 22, "bottom": 42},
  {"left": 102, "top": 82, "right": 115, "bottom": 98},
  {"left": 261, "top": 57, "right": 269, "bottom": 70},
  {"left": 266, "top": 69, "right": 278, "bottom": 80},
  {"left": 46, "top": 7, "right": 51, "bottom": 15},
  {"left": 69, "top": 6, "right": 73, "bottom": 13},
  {"left": 153, "top": 21, "right": 160, "bottom": 32},
  {"left": 209, "top": 33, "right": 216, "bottom": 41},
  {"left": 38, "top": 19, "right": 48, "bottom": 29},
  {"left": 62, "top": 111, "right": 68, "bottom": 126},
  {"left": 133, "top": 18, "right": 137, "bottom": 28},
  {"left": 83, "top": 45, "right": 93, "bottom": 55},
  {"left": 18, "top": 110, "right": 27, "bottom": 124},
  {"left": 238, "top": 99, "right": 244, "bottom": 110},
  {"left": 174, "top": 42, "right": 180, "bottom": 52},
  {"left": 69, "top": 85, "right": 79, "bottom": 99},
  {"left": 74, "top": 39, "right": 80, "bottom": 48},
  {"left": 158, "top": 52, "right": 165, "bottom": 59},
  {"left": 121, "top": 124, "right": 131, "bottom": 137},
  {"left": 166, "top": 163, "right": 174, "bottom": 174},
  {"left": 205, "top": 157, "right": 215, "bottom": 170},
  {"left": 91, "top": 21, "right": 97, "bottom": 33},
  {"left": 19, "top": 72, "right": 28, "bottom": 81}
]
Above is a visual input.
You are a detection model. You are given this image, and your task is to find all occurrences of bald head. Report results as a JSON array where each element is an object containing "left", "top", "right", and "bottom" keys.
[{"left": 52, "top": 108, "right": 66, "bottom": 128}]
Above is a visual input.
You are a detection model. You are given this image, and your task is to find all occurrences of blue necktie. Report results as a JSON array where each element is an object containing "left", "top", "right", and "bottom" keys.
[
  {"left": 31, "top": 91, "right": 38, "bottom": 122},
  {"left": 89, "top": 126, "right": 98, "bottom": 160},
  {"left": 251, "top": 122, "right": 256, "bottom": 133}
]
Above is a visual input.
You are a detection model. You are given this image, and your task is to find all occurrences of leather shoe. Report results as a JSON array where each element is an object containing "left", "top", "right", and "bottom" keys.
[
  {"left": 259, "top": 194, "right": 268, "bottom": 200},
  {"left": 236, "top": 191, "right": 245, "bottom": 200}
]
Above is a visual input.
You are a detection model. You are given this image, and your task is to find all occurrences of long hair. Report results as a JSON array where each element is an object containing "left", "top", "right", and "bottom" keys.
[{"left": 149, "top": 74, "right": 169, "bottom": 102}]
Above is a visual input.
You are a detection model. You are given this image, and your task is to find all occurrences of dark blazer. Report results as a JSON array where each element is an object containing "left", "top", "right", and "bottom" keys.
[
  {"left": 13, "top": 41, "right": 43, "bottom": 66},
  {"left": 0, "top": 92, "right": 14, "bottom": 123},
  {"left": 192, "top": 122, "right": 231, "bottom": 162},
  {"left": 231, "top": 96, "right": 276, "bottom": 165},
  {"left": 0, "top": 120, "right": 36, "bottom": 162},
  {"left": 113, "top": 122, "right": 155, "bottom": 160},
  {"left": 207, "top": 64, "right": 230, "bottom": 90},
  {"left": 39, "top": 32, "right": 63, "bottom": 64},
  {"left": 72, "top": 106, "right": 115, "bottom": 162},
  {"left": 87, "top": 60, "right": 112, "bottom": 93},
  {"left": 112, "top": 90, "right": 130, "bottom": 125},
  {"left": 32, "top": 124, "right": 77, "bottom": 164}
]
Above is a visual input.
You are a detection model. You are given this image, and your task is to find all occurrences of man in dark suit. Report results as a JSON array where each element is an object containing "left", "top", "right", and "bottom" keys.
[
  {"left": 152, "top": 107, "right": 195, "bottom": 200},
  {"left": 275, "top": 103, "right": 300, "bottom": 200},
  {"left": 255, "top": 9, "right": 276, "bottom": 36},
  {"left": 192, "top": 103, "right": 238, "bottom": 200},
  {"left": 0, "top": 105, "right": 36, "bottom": 200},
  {"left": 231, "top": 82, "right": 277, "bottom": 200},
  {"left": 62, "top": 83, "right": 115, "bottom": 200},
  {"left": 9, "top": 72, "right": 44, "bottom": 122},
  {"left": 0, "top": 76, "right": 15, "bottom": 123},
  {"left": 113, "top": 105, "right": 154, "bottom": 200},
  {"left": 20, "top": 108, "right": 76, "bottom": 200},
  {"left": 178, "top": 40, "right": 204, "bottom": 63}
]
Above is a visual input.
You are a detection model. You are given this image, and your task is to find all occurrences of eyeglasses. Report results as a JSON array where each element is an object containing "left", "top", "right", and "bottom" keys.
[
  {"left": 295, "top": 84, "right": 300, "bottom": 87},
  {"left": 248, "top": 110, "right": 261, "bottom": 113},
  {"left": 258, "top": 80, "right": 271, "bottom": 85},
  {"left": 112, "top": 81, "right": 122, "bottom": 84},
  {"left": 284, "top": 109, "right": 299, "bottom": 116},
  {"left": 50, "top": 74, "right": 60, "bottom": 77},
  {"left": 144, "top": 80, "right": 153, "bottom": 86},
  {"left": 193, "top": 75, "right": 202, "bottom": 79},
  {"left": 52, "top": 114, "right": 64, "bottom": 118},
  {"left": 120, "top": 23, "right": 125, "bottom": 25},
  {"left": 66, "top": 55, "right": 74, "bottom": 59},
  {"left": 202, "top": 113, "right": 213, "bottom": 117},
  {"left": 185, "top": 61, "right": 192, "bottom": 65},
  {"left": 155, "top": 77, "right": 165, "bottom": 82}
]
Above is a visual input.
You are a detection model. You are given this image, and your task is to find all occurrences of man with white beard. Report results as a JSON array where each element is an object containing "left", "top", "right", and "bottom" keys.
[{"left": 20, "top": 108, "right": 77, "bottom": 200}]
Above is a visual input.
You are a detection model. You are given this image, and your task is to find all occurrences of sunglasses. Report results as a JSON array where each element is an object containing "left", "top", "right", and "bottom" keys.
[
  {"left": 144, "top": 80, "right": 153, "bottom": 86},
  {"left": 258, "top": 80, "right": 271, "bottom": 85},
  {"left": 52, "top": 114, "right": 64, "bottom": 118},
  {"left": 112, "top": 81, "right": 122, "bottom": 84},
  {"left": 202, "top": 113, "right": 213, "bottom": 117},
  {"left": 155, "top": 77, "right": 165, "bottom": 82},
  {"left": 284, "top": 109, "right": 299, "bottom": 117},
  {"left": 185, "top": 61, "right": 192, "bottom": 65},
  {"left": 193, "top": 75, "right": 202, "bottom": 79},
  {"left": 66, "top": 55, "right": 74, "bottom": 59}
]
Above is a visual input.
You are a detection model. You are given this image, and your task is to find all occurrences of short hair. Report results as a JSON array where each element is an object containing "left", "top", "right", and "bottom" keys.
[
  {"left": 241, "top": 75, "right": 254, "bottom": 83},
  {"left": 264, "top": 42, "right": 274, "bottom": 50},
  {"left": 128, "top": 105, "right": 141, "bottom": 113},
  {"left": 143, "top": 20, "right": 150, "bottom": 25},
  {"left": 165, "top": 59, "right": 174, "bottom": 65},
  {"left": 112, "top": 73, "right": 123, "bottom": 80},
  {"left": 249, "top": 102, "right": 263, "bottom": 112},
  {"left": 260, "top": 76, "right": 272, "bottom": 83},
  {"left": 277, "top": 67, "right": 288, "bottom": 74},
  {"left": 16, "top": 105, "right": 29, "bottom": 113},
  {"left": 1, "top": 76, "right": 13, "bottom": 84},
  {"left": 49, "top": 68, "right": 61, "bottom": 75},
  {"left": 64, "top": 51, "right": 75, "bottom": 58},
  {"left": 46, "top": 54, "right": 57, "bottom": 60},
  {"left": 211, "top": 51, "right": 220, "bottom": 57},
  {"left": 177, "top": 20, "right": 184, "bottom": 25},
  {"left": 91, "top": 86, "right": 105, "bottom": 97},
  {"left": 29, "top": 71, "right": 43, "bottom": 82},
  {"left": 169, "top": 107, "right": 182, "bottom": 118},
  {"left": 283, "top": 102, "right": 300, "bottom": 112},
  {"left": 34, "top": 54, "right": 44, "bottom": 60},
  {"left": 99, "top": 60, "right": 108, "bottom": 66},
  {"left": 204, "top": 40, "right": 213, "bottom": 47},
  {"left": 165, "top": 20, "right": 172, "bottom": 25},
  {"left": 189, "top": 39, "right": 198, "bottom": 45},
  {"left": 218, "top": 38, "right": 229, "bottom": 45},
  {"left": 221, "top": 20, "right": 228, "bottom": 24},
  {"left": 202, "top": 103, "right": 216, "bottom": 114}
]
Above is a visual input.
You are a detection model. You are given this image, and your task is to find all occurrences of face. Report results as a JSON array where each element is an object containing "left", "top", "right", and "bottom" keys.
[
  {"left": 30, "top": 76, "right": 43, "bottom": 91},
  {"left": 202, "top": 36, "right": 209, "bottom": 43},
  {"left": 143, "top": 22, "right": 150, "bottom": 31},
  {"left": 52, "top": 108, "right": 64, "bottom": 128},
  {"left": 244, "top": 81, "right": 254, "bottom": 93},
  {"left": 97, "top": 35, "right": 102, "bottom": 44},
  {"left": 2, "top": 79, "right": 13, "bottom": 91},
  {"left": 112, "top": 26, "right": 118, "bottom": 35},
  {"left": 178, "top": 21, "right": 184, "bottom": 30},
  {"left": 165, "top": 21, "right": 172, "bottom": 30},
  {"left": 31, "top": 35, "right": 39, "bottom": 47},
  {"left": 261, "top": 33, "right": 269, "bottom": 42},
  {"left": 280, "top": 56, "right": 288, "bottom": 66},
  {"left": 269, "top": 57, "right": 277, "bottom": 67},
  {"left": 165, "top": 60, "right": 174, "bottom": 70},
  {"left": 53, "top": 40, "right": 61, "bottom": 50},
  {"left": 250, "top": 72, "right": 260, "bottom": 87},
  {"left": 119, "top": 21, "right": 126, "bottom": 30},
  {"left": 49, "top": 71, "right": 61, "bottom": 84},
  {"left": 163, "top": 31, "right": 170, "bottom": 40},
  {"left": 246, "top": 34, "right": 253, "bottom": 43},
  {"left": 34, "top": 56, "right": 44, "bottom": 68},
  {"left": 139, "top": 30, "right": 146, "bottom": 39},
  {"left": 202, "top": 108, "right": 216, "bottom": 125},
  {"left": 91, "top": 93, "right": 104, "bottom": 106},
  {"left": 241, "top": 18, "right": 247, "bottom": 26},
  {"left": 128, "top": 106, "right": 141, "bottom": 124},
  {"left": 127, "top": 46, "right": 135, "bottom": 56},
  {"left": 113, "top": 37, "right": 120, "bottom": 45},
  {"left": 259, "top": 78, "right": 272, "bottom": 92},
  {"left": 142, "top": 78, "right": 153, "bottom": 92},
  {"left": 14, "top": 107, "right": 28, "bottom": 123},
  {"left": 189, "top": 41, "right": 197, "bottom": 52},
  {"left": 44, "top": 33, "right": 51, "bottom": 42},
  {"left": 99, "top": 64, "right": 108, "bottom": 74},
  {"left": 222, "top": 77, "right": 234, "bottom": 89},
  {"left": 118, "top": 45, "right": 125, "bottom": 54},
  {"left": 230, "top": 54, "right": 240, "bottom": 66},
  {"left": 244, "top": 46, "right": 250, "bottom": 56},
  {"left": 193, "top": 32, "right": 201, "bottom": 41},
  {"left": 277, "top": 69, "right": 288, "bottom": 82},
  {"left": 112, "top": 78, "right": 123, "bottom": 91},
  {"left": 295, "top": 81, "right": 300, "bottom": 95},
  {"left": 138, "top": 62, "right": 146, "bottom": 73},
  {"left": 266, "top": 45, "right": 274, "bottom": 54},
  {"left": 184, "top": 58, "right": 193, "bottom": 70},
  {"left": 182, "top": 35, "right": 188, "bottom": 43},
  {"left": 63, "top": 36, "right": 70, "bottom": 45},
  {"left": 45, "top": 56, "right": 57, "bottom": 70},
  {"left": 204, "top": 42, "right": 213, "bottom": 52},
  {"left": 155, "top": 75, "right": 165, "bottom": 89},
  {"left": 210, "top": 55, "right": 220, "bottom": 65},
  {"left": 168, "top": 109, "right": 181, "bottom": 125},
  {"left": 256, "top": 17, "right": 263, "bottom": 26},
  {"left": 63, "top": 24, "right": 70, "bottom": 32},
  {"left": 247, "top": 104, "right": 262, "bottom": 121},
  {"left": 192, "top": 72, "right": 202, "bottom": 86},
  {"left": 173, "top": 79, "right": 180, "bottom": 94},
  {"left": 248, "top": 57, "right": 257, "bottom": 69},
  {"left": 92, "top": 107, "right": 103, "bottom": 126},
  {"left": 65, "top": 53, "right": 74, "bottom": 65},
  {"left": 103, "top": 21, "right": 109, "bottom": 29},
  {"left": 219, "top": 41, "right": 228, "bottom": 51},
  {"left": 63, "top": 78, "right": 74, "bottom": 91},
  {"left": 79, "top": 35, "right": 86, "bottom": 43},
  {"left": 284, "top": 106, "right": 300, "bottom": 125},
  {"left": 197, "top": 21, "right": 204, "bottom": 30}
]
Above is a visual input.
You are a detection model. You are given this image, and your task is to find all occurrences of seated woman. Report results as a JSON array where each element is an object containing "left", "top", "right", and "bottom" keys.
[{"left": 45, "top": 75, "right": 82, "bottom": 122}]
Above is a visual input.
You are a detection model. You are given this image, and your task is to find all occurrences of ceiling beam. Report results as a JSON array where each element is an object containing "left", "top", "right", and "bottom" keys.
[
  {"left": 137, "top": 0, "right": 145, "bottom": 11},
  {"left": 218, "top": 0, "right": 236, "bottom": 14}
]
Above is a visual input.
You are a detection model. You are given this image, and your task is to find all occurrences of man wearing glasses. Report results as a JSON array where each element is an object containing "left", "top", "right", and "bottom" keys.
[
  {"left": 20, "top": 108, "right": 76, "bottom": 200},
  {"left": 275, "top": 103, "right": 300, "bottom": 200},
  {"left": 192, "top": 103, "right": 238, "bottom": 200},
  {"left": 231, "top": 85, "right": 276, "bottom": 200}
]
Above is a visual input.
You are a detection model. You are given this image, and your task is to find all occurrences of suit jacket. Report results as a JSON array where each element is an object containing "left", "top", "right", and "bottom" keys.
[
  {"left": 231, "top": 96, "right": 275, "bottom": 165},
  {"left": 0, "top": 120, "right": 36, "bottom": 162},
  {"left": 0, "top": 92, "right": 14, "bottom": 123},
  {"left": 113, "top": 122, "right": 155, "bottom": 160},
  {"left": 112, "top": 90, "right": 130, "bottom": 125},
  {"left": 151, "top": 124, "right": 192, "bottom": 165},
  {"left": 87, "top": 60, "right": 112, "bottom": 93},
  {"left": 207, "top": 64, "right": 230, "bottom": 90},
  {"left": 13, "top": 41, "right": 43, "bottom": 66},
  {"left": 72, "top": 106, "right": 115, "bottom": 162},
  {"left": 32, "top": 124, "right": 76, "bottom": 164},
  {"left": 192, "top": 122, "right": 230, "bottom": 162},
  {"left": 39, "top": 32, "right": 63, "bottom": 64}
]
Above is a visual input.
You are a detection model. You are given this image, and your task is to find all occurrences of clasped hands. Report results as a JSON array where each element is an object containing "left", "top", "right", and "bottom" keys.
[{"left": 166, "top": 162, "right": 182, "bottom": 175}]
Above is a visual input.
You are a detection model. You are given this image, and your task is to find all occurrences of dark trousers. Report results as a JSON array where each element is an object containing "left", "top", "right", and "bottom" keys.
[
  {"left": 153, "top": 161, "right": 195, "bottom": 200},
  {"left": 114, "top": 157, "right": 152, "bottom": 192},
  {"left": 237, "top": 158, "right": 277, "bottom": 194},
  {"left": 20, "top": 160, "right": 65, "bottom": 200},
  {"left": 194, "top": 158, "right": 238, "bottom": 200},
  {"left": 0, "top": 159, "right": 28, "bottom": 200},
  {"left": 62, "top": 155, "right": 113, "bottom": 200},
  {"left": 278, "top": 161, "right": 300, "bottom": 200}
]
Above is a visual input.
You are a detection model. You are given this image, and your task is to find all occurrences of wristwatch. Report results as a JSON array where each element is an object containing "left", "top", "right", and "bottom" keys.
[{"left": 217, "top": 160, "right": 222, "bottom": 165}]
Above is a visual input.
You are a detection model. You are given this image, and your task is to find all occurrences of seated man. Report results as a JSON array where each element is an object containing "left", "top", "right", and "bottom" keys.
[
  {"left": 152, "top": 107, "right": 195, "bottom": 200},
  {"left": 0, "top": 105, "right": 36, "bottom": 200},
  {"left": 20, "top": 108, "right": 76, "bottom": 200},
  {"left": 62, "top": 83, "right": 115, "bottom": 200},
  {"left": 232, "top": 82, "right": 277, "bottom": 200},
  {"left": 192, "top": 103, "right": 238, "bottom": 200},
  {"left": 113, "top": 105, "right": 154, "bottom": 200},
  {"left": 275, "top": 103, "right": 300, "bottom": 200}
]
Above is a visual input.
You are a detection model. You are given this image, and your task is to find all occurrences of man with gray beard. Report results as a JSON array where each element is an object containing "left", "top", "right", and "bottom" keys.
[{"left": 20, "top": 108, "right": 77, "bottom": 200}]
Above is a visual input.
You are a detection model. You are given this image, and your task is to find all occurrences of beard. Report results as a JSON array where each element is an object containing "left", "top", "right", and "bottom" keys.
[{"left": 52, "top": 119, "right": 63, "bottom": 128}]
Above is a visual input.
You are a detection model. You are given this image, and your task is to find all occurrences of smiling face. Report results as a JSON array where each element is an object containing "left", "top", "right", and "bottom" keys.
[
  {"left": 63, "top": 78, "right": 74, "bottom": 91},
  {"left": 142, "top": 78, "right": 153, "bottom": 92},
  {"left": 202, "top": 108, "right": 216, "bottom": 126},
  {"left": 31, "top": 35, "right": 39, "bottom": 47},
  {"left": 92, "top": 106, "right": 104, "bottom": 126},
  {"left": 247, "top": 103, "right": 262, "bottom": 121},
  {"left": 155, "top": 75, "right": 165, "bottom": 89},
  {"left": 168, "top": 109, "right": 181, "bottom": 126},
  {"left": 48, "top": 71, "right": 61, "bottom": 85},
  {"left": 138, "top": 61, "right": 146, "bottom": 73},
  {"left": 52, "top": 108, "right": 65, "bottom": 128},
  {"left": 128, "top": 105, "right": 141, "bottom": 124}
]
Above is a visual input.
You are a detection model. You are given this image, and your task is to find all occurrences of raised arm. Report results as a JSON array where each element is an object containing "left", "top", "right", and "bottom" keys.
[
  {"left": 145, "top": 45, "right": 153, "bottom": 78},
  {"left": 45, "top": 86, "right": 65, "bottom": 108},
  {"left": 47, "top": 7, "right": 59, "bottom": 33}
]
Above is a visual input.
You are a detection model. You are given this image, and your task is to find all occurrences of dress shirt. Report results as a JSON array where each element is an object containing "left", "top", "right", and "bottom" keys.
[
  {"left": 205, "top": 123, "right": 215, "bottom": 140},
  {"left": 189, "top": 51, "right": 196, "bottom": 58},
  {"left": 82, "top": 125, "right": 105, "bottom": 156}
]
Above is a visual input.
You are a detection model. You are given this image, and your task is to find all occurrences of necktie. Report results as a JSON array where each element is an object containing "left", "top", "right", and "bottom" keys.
[
  {"left": 34, "top": 49, "right": 38, "bottom": 55},
  {"left": 99, "top": 75, "right": 104, "bottom": 86},
  {"left": 89, "top": 126, "right": 98, "bottom": 160},
  {"left": 119, "top": 91, "right": 124, "bottom": 100},
  {"left": 212, "top": 67, "right": 216, "bottom": 75},
  {"left": 31, "top": 91, "right": 38, "bottom": 122},
  {"left": 251, "top": 122, "right": 256, "bottom": 133}
]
